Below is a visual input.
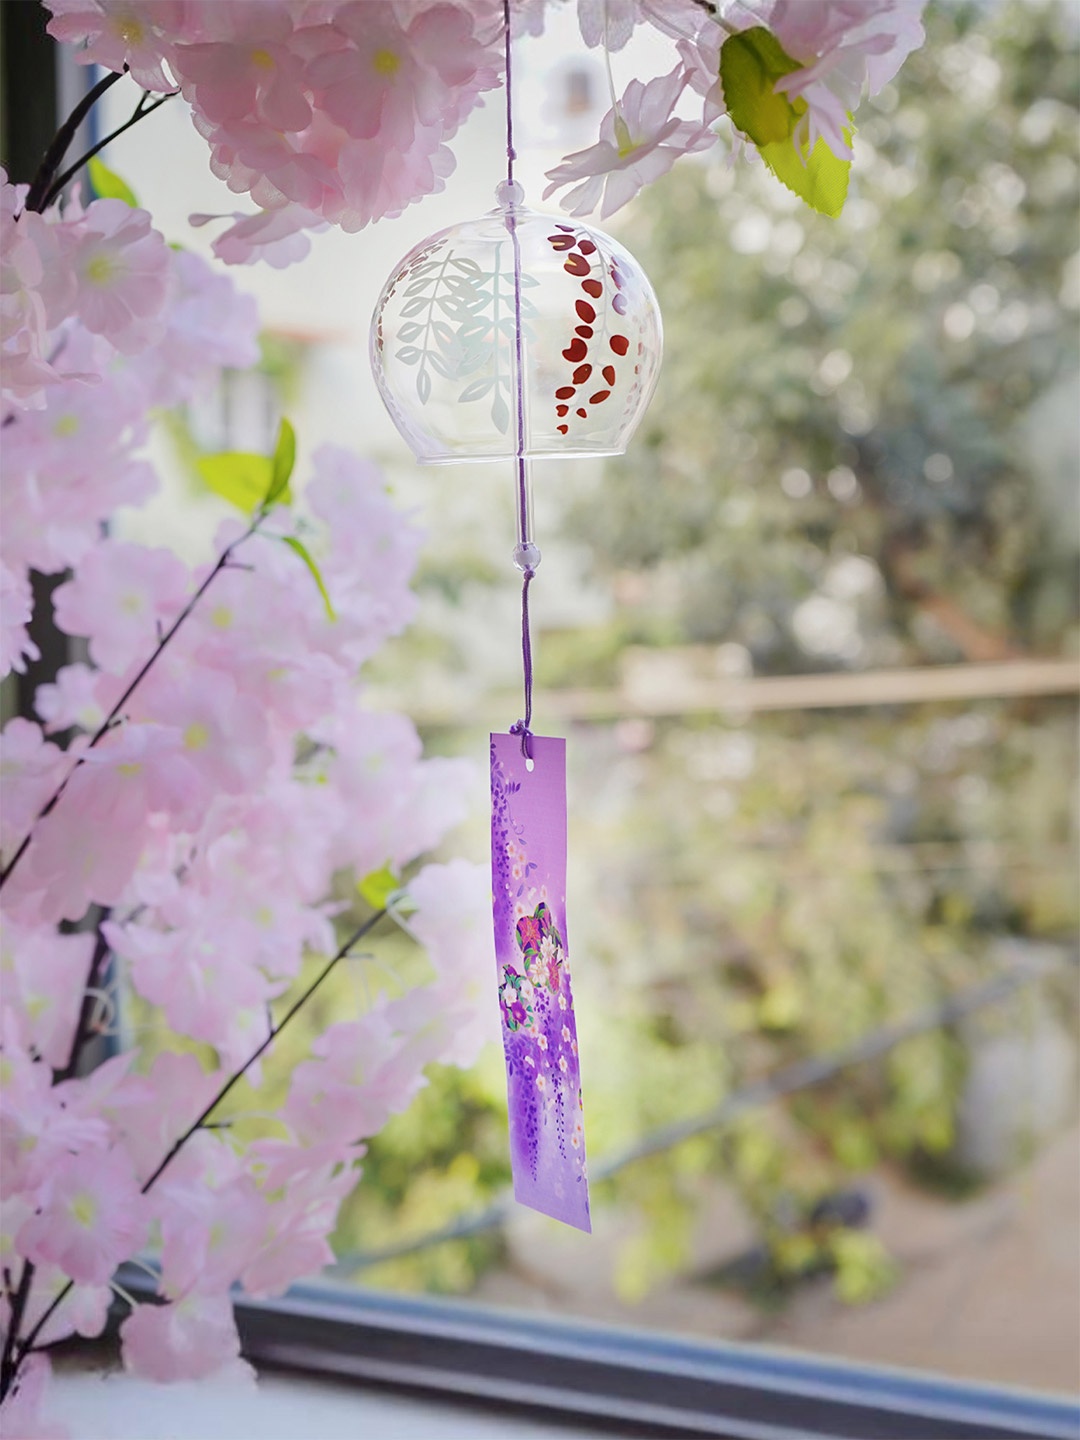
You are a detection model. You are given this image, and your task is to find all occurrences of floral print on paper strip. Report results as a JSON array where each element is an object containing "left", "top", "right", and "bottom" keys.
[{"left": 490, "top": 734, "right": 589, "bottom": 1232}]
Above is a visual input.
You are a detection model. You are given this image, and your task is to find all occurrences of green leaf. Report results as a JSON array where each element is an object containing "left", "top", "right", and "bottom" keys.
[
  {"left": 719, "top": 27, "right": 801, "bottom": 147},
  {"left": 87, "top": 156, "right": 138, "bottom": 207},
  {"left": 280, "top": 535, "right": 335, "bottom": 621},
  {"left": 358, "top": 863, "right": 400, "bottom": 911},
  {"left": 265, "top": 417, "right": 296, "bottom": 509},
  {"left": 759, "top": 129, "right": 852, "bottom": 219},
  {"left": 196, "top": 452, "right": 277, "bottom": 512},
  {"left": 719, "top": 27, "right": 851, "bottom": 218}
]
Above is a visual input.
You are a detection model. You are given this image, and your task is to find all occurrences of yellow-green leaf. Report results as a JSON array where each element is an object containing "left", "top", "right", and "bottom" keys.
[
  {"left": 719, "top": 27, "right": 801, "bottom": 147},
  {"left": 280, "top": 535, "right": 335, "bottom": 621},
  {"left": 719, "top": 27, "right": 851, "bottom": 218},
  {"left": 196, "top": 452, "right": 279, "bottom": 512},
  {"left": 358, "top": 863, "right": 399, "bottom": 911},
  {"left": 265, "top": 417, "right": 296, "bottom": 509},
  {"left": 759, "top": 129, "right": 852, "bottom": 218},
  {"left": 87, "top": 156, "right": 138, "bottom": 207}
]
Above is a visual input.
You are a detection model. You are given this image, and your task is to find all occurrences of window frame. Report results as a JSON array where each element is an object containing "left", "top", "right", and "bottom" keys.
[{"left": 111, "top": 1265, "right": 1080, "bottom": 1440}]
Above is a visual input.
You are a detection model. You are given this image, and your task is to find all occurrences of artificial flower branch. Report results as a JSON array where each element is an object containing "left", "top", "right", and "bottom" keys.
[
  {"left": 0, "top": 513, "right": 268, "bottom": 894},
  {"left": 23, "top": 67, "right": 125, "bottom": 213},
  {"left": 40, "top": 90, "right": 175, "bottom": 213},
  {"left": 5, "top": 908, "right": 389, "bottom": 1390},
  {"left": 0, "top": 1266, "right": 33, "bottom": 1399},
  {"left": 687, "top": 0, "right": 735, "bottom": 37},
  {"left": 52, "top": 920, "right": 112, "bottom": 1085}
]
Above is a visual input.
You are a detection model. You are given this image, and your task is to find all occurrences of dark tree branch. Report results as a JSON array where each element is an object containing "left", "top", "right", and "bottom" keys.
[
  {"left": 6, "top": 909, "right": 387, "bottom": 1385},
  {"left": 52, "top": 920, "right": 113, "bottom": 1085},
  {"left": 40, "top": 90, "right": 174, "bottom": 211},
  {"left": 23, "top": 68, "right": 125, "bottom": 213},
  {"left": 140, "top": 911, "right": 386, "bottom": 1193},
  {"left": 0, "top": 513, "right": 268, "bottom": 894},
  {"left": 0, "top": 1263, "right": 34, "bottom": 1398}
]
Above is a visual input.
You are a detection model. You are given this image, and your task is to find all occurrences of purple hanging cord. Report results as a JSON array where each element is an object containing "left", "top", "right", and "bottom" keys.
[{"left": 502, "top": 0, "right": 535, "bottom": 762}]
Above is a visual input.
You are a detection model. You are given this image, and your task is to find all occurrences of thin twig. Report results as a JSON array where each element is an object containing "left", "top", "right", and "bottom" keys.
[
  {"left": 23, "top": 69, "right": 125, "bottom": 213},
  {"left": 41, "top": 91, "right": 175, "bottom": 211},
  {"left": 9, "top": 909, "right": 387, "bottom": 1375},
  {"left": 690, "top": 0, "right": 736, "bottom": 36},
  {"left": 0, "top": 514, "right": 267, "bottom": 894},
  {"left": 140, "top": 909, "right": 387, "bottom": 1192},
  {"left": 52, "top": 921, "right": 112, "bottom": 1085},
  {"left": 0, "top": 1263, "right": 34, "bottom": 1398}
]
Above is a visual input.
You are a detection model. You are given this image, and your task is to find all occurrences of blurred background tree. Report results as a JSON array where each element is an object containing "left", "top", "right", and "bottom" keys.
[{"left": 335, "top": 0, "right": 1078, "bottom": 1319}]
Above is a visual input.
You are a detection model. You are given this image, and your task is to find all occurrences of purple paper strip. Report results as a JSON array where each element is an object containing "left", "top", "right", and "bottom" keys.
[{"left": 490, "top": 732, "right": 590, "bottom": 1232}]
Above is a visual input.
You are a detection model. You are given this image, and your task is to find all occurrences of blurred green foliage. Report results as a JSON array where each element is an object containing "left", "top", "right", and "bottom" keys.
[
  {"left": 339, "top": 0, "right": 1080, "bottom": 1313},
  {"left": 141, "top": 0, "right": 1080, "bottom": 1319}
]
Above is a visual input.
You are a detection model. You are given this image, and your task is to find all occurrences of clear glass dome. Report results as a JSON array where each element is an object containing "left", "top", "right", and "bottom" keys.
[{"left": 370, "top": 190, "right": 663, "bottom": 465}]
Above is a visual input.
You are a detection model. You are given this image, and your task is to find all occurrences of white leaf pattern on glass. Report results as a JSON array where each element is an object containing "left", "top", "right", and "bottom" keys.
[{"left": 388, "top": 238, "right": 536, "bottom": 435}]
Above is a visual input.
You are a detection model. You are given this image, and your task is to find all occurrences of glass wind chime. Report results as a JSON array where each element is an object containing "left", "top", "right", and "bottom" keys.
[{"left": 370, "top": 5, "right": 661, "bottom": 1232}]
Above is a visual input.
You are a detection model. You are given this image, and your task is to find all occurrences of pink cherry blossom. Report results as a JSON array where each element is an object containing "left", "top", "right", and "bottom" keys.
[
  {"left": 1, "top": 918, "right": 94, "bottom": 1069},
  {"left": 17, "top": 1145, "right": 147, "bottom": 1283},
  {"left": 125, "top": 246, "right": 261, "bottom": 405},
  {"left": 134, "top": 665, "right": 276, "bottom": 804},
  {"left": 158, "top": 1174, "right": 267, "bottom": 1298},
  {"left": 105, "top": 1049, "right": 223, "bottom": 1183},
  {"left": 0, "top": 563, "right": 40, "bottom": 679},
  {"left": 0, "top": 719, "right": 66, "bottom": 857},
  {"left": 107, "top": 897, "right": 277, "bottom": 1059},
  {"left": 0, "top": 1353, "right": 68, "bottom": 1440},
  {"left": 43, "top": 1, "right": 184, "bottom": 92},
  {"left": 15, "top": 724, "right": 205, "bottom": 923},
  {"left": 33, "top": 663, "right": 112, "bottom": 735},
  {"left": 544, "top": 66, "right": 715, "bottom": 219},
  {"left": 0, "top": 174, "right": 59, "bottom": 413},
  {"left": 52, "top": 538, "right": 189, "bottom": 673},
  {"left": 189, "top": 204, "right": 326, "bottom": 269},
  {"left": 335, "top": 123, "right": 458, "bottom": 233},
  {"left": 61, "top": 200, "right": 171, "bottom": 353},
  {"left": 283, "top": 1008, "right": 430, "bottom": 1148},
  {"left": 18, "top": 1263, "right": 111, "bottom": 1347},
  {"left": 0, "top": 1012, "right": 113, "bottom": 1200},
  {"left": 576, "top": 0, "right": 640, "bottom": 51},
  {"left": 741, "top": 0, "right": 927, "bottom": 161},
  {"left": 305, "top": 444, "right": 422, "bottom": 654},
  {"left": 120, "top": 1289, "right": 245, "bottom": 1382},
  {"left": 240, "top": 1159, "right": 356, "bottom": 1298},
  {"left": 307, "top": 3, "right": 497, "bottom": 148},
  {"left": 174, "top": 12, "right": 313, "bottom": 134}
]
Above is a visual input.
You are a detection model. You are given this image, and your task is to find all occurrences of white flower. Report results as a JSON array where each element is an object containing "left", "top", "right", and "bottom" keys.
[{"left": 543, "top": 67, "right": 714, "bottom": 220}]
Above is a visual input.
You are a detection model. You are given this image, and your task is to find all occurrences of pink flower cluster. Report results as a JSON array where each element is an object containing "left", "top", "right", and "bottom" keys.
[
  {"left": 754, "top": 0, "right": 927, "bottom": 160},
  {"left": 1, "top": 169, "right": 259, "bottom": 667},
  {"left": 37, "top": 1, "right": 927, "bottom": 262},
  {"left": 544, "top": 0, "right": 926, "bottom": 216},
  {"left": 1, "top": 172, "right": 495, "bottom": 1427},
  {"left": 43, "top": 0, "right": 506, "bottom": 264}
]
